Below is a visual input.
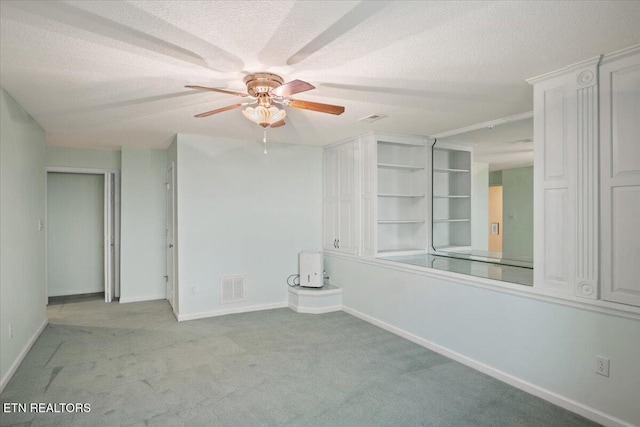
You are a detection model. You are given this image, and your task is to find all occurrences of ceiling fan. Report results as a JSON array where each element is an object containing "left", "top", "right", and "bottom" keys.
[{"left": 186, "top": 73, "right": 345, "bottom": 129}]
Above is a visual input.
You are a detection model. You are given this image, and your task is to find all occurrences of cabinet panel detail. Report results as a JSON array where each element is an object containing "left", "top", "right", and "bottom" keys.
[
  {"left": 543, "top": 86, "right": 567, "bottom": 180},
  {"left": 543, "top": 188, "right": 569, "bottom": 285},
  {"left": 610, "top": 65, "right": 640, "bottom": 177},
  {"left": 575, "top": 83, "right": 599, "bottom": 299},
  {"left": 609, "top": 186, "right": 640, "bottom": 301},
  {"left": 323, "top": 141, "right": 356, "bottom": 254}
]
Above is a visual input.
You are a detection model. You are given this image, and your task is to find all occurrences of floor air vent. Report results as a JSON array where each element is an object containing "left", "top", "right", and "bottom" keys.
[{"left": 220, "top": 275, "right": 246, "bottom": 304}]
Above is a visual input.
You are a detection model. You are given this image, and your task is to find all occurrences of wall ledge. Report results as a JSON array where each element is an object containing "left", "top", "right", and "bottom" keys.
[{"left": 326, "top": 253, "right": 640, "bottom": 320}]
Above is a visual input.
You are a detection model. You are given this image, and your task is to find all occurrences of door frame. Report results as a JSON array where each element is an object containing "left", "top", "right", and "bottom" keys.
[
  {"left": 45, "top": 167, "right": 121, "bottom": 304},
  {"left": 166, "top": 162, "right": 177, "bottom": 316}
]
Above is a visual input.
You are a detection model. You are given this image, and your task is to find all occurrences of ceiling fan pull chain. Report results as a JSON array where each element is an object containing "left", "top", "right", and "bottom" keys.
[{"left": 263, "top": 128, "right": 268, "bottom": 155}]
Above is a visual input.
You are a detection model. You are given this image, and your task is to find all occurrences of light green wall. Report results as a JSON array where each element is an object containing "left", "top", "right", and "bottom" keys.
[
  {"left": 489, "top": 170, "right": 502, "bottom": 187},
  {"left": 46, "top": 146, "right": 120, "bottom": 170},
  {"left": 47, "top": 173, "right": 104, "bottom": 296},
  {"left": 0, "top": 88, "right": 47, "bottom": 390},
  {"left": 120, "top": 147, "right": 167, "bottom": 302},
  {"left": 502, "top": 166, "right": 533, "bottom": 260}
]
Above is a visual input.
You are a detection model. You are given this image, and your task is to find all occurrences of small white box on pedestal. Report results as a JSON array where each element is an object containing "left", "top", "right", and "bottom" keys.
[{"left": 299, "top": 251, "right": 323, "bottom": 288}]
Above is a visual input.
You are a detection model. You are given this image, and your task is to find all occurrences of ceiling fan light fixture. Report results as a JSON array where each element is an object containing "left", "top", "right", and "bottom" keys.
[{"left": 243, "top": 105, "right": 287, "bottom": 128}]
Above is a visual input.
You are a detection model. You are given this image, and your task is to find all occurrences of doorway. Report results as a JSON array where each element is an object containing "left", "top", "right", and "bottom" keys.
[
  {"left": 45, "top": 167, "right": 120, "bottom": 304},
  {"left": 488, "top": 185, "right": 503, "bottom": 253}
]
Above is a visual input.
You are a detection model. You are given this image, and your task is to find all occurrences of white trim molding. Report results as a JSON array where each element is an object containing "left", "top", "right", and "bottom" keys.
[
  {"left": 288, "top": 303, "right": 342, "bottom": 314},
  {"left": 177, "top": 302, "right": 288, "bottom": 322},
  {"left": 119, "top": 294, "right": 166, "bottom": 304},
  {"left": 430, "top": 111, "right": 533, "bottom": 139},
  {"left": 0, "top": 319, "right": 48, "bottom": 394}
]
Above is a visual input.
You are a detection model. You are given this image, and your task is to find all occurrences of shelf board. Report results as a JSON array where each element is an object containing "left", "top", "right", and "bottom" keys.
[
  {"left": 378, "top": 193, "right": 425, "bottom": 198},
  {"left": 433, "top": 195, "right": 470, "bottom": 199},
  {"left": 433, "top": 218, "right": 471, "bottom": 223},
  {"left": 378, "top": 163, "right": 425, "bottom": 171},
  {"left": 377, "top": 249, "right": 426, "bottom": 256},
  {"left": 433, "top": 245, "right": 472, "bottom": 251},
  {"left": 433, "top": 168, "right": 470, "bottom": 173},
  {"left": 378, "top": 219, "right": 425, "bottom": 224}
]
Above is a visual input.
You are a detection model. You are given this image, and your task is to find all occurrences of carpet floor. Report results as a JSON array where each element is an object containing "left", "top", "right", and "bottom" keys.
[{"left": 0, "top": 299, "right": 598, "bottom": 426}]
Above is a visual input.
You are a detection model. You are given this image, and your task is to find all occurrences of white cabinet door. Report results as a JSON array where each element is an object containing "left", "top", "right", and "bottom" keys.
[
  {"left": 322, "top": 142, "right": 356, "bottom": 254},
  {"left": 323, "top": 148, "right": 339, "bottom": 250},
  {"left": 600, "top": 46, "right": 640, "bottom": 307},
  {"left": 337, "top": 143, "right": 355, "bottom": 253}
]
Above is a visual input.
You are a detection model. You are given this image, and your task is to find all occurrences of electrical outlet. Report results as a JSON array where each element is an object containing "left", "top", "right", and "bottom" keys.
[
  {"left": 596, "top": 356, "right": 610, "bottom": 377},
  {"left": 9, "top": 324, "right": 14, "bottom": 339},
  {"left": 190, "top": 286, "right": 196, "bottom": 295}
]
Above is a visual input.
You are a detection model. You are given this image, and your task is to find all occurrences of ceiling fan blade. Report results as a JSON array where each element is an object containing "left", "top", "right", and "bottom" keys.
[
  {"left": 287, "top": 99, "right": 345, "bottom": 115},
  {"left": 272, "top": 80, "right": 315, "bottom": 97},
  {"left": 185, "top": 85, "right": 248, "bottom": 97},
  {"left": 194, "top": 103, "right": 243, "bottom": 118},
  {"left": 270, "top": 119, "right": 286, "bottom": 128}
]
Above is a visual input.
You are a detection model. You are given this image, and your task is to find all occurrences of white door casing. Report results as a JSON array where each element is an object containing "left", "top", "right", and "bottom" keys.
[{"left": 166, "top": 163, "right": 176, "bottom": 310}]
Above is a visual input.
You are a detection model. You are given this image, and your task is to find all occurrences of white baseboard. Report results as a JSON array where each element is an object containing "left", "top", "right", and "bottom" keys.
[
  {"left": 177, "top": 302, "right": 288, "bottom": 322},
  {"left": 288, "top": 303, "right": 342, "bottom": 314},
  {"left": 342, "top": 305, "right": 634, "bottom": 427},
  {"left": 48, "top": 288, "right": 103, "bottom": 297},
  {"left": 0, "top": 318, "right": 48, "bottom": 394},
  {"left": 119, "top": 294, "right": 166, "bottom": 304}
]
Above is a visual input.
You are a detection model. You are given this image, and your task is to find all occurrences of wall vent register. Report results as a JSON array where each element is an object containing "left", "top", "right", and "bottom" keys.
[{"left": 220, "top": 275, "right": 246, "bottom": 304}]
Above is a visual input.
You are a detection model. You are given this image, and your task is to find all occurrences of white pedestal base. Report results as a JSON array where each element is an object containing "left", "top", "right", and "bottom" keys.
[{"left": 288, "top": 284, "right": 342, "bottom": 314}]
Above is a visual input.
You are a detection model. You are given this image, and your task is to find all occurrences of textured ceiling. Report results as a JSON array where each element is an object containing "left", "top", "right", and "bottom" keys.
[{"left": 1, "top": 1, "right": 639, "bottom": 149}]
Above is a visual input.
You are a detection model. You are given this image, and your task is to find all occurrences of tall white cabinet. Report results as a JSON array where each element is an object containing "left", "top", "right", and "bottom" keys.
[
  {"left": 599, "top": 46, "right": 640, "bottom": 307},
  {"left": 529, "top": 44, "right": 640, "bottom": 307},
  {"left": 323, "top": 140, "right": 356, "bottom": 254}
]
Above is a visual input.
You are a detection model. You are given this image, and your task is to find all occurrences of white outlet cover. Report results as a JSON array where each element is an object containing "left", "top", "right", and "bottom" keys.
[{"left": 596, "top": 356, "right": 610, "bottom": 377}]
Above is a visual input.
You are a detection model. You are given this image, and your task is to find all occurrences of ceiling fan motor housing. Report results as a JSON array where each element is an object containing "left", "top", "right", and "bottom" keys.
[{"left": 244, "top": 73, "right": 284, "bottom": 97}]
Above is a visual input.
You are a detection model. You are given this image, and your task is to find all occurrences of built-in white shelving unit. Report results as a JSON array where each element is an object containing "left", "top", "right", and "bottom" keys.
[
  {"left": 375, "top": 136, "right": 427, "bottom": 256},
  {"left": 431, "top": 144, "right": 472, "bottom": 251}
]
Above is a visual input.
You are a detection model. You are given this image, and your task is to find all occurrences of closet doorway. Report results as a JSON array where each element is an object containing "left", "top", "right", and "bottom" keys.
[{"left": 45, "top": 167, "right": 120, "bottom": 304}]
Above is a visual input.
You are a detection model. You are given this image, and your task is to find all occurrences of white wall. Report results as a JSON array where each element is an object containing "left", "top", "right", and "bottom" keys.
[
  {"left": 324, "top": 255, "right": 640, "bottom": 426},
  {"left": 47, "top": 173, "right": 104, "bottom": 296},
  {"left": 119, "top": 147, "right": 167, "bottom": 303},
  {"left": 175, "top": 134, "right": 322, "bottom": 319},
  {"left": 471, "top": 162, "right": 489, "bottom": 251},
  {"left": 0, "top": 88, "right": 47, "bottom": 391},
  {"left": 46, "top": 146, "right": 120, "bottom": 170}
]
